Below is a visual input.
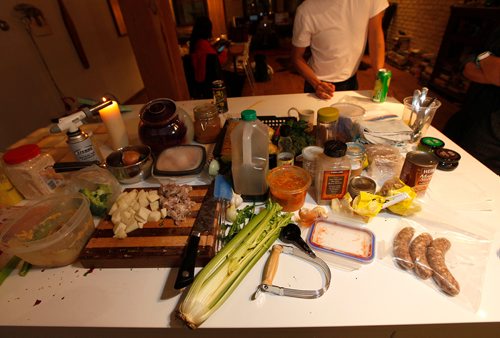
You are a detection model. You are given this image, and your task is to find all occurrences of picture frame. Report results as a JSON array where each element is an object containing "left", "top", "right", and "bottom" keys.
[{"left": 108, "top": 0, "right": 127, "bottom": 36}]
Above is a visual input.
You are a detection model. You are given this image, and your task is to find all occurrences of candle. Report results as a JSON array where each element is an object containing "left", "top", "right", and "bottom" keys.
[{"left": 99, "top": 100, "right": 129, "bottom": 150}]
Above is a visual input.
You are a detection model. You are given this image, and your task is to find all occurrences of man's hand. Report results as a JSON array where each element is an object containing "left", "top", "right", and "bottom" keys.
[{"left": 315, "top": 81, "right": 335, "bottom": 100}]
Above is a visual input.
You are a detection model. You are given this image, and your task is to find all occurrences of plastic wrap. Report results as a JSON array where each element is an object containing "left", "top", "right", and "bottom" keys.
[{"left": 365, "top": 144, "right": 404, "bottom": 187}]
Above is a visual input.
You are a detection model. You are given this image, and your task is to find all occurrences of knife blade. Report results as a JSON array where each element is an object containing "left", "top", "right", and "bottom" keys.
[
  {"left": 214, "top": 175, "right": 233, "bottom": 251},
  {"left": 174, "top": 184, "right": 217, "bottom": 289}
]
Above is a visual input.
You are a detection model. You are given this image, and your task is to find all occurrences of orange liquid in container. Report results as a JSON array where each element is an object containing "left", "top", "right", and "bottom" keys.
[{"left": 267, "top": 165, "right": 311, "bottom": 212}]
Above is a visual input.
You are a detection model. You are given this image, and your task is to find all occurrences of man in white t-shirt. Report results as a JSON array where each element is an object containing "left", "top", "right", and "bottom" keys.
[{"left": 291, "top": 0, "right": 388, "bottom": 99}]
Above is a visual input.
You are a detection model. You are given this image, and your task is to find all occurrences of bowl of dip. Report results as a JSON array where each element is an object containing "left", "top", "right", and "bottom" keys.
[{"left": 266, "top": 165, "right": 311, "bottom": 212}]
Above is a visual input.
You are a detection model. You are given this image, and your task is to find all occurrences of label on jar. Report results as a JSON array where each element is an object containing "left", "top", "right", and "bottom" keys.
[
  {"left": 39, "top": 166, "right": 65, "bottom": 191},
  {"left": 277, "top": 152, "right": 294, "bottom": 167},
  {"left": 320, "top": 169, "right": 349, "bottom": 200},
  {"left": 400, "top": 158, "right": 436, "bottom": 196}
]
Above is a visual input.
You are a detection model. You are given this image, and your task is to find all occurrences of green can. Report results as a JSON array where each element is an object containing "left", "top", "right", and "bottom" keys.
[{"left": 372, "top": 68, "right": 392, "bottom": 103}]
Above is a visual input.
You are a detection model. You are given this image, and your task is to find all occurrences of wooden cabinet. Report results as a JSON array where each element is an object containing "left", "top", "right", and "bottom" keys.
[{"left": 428, "top": 4, "right": 500, "bottom": 102}]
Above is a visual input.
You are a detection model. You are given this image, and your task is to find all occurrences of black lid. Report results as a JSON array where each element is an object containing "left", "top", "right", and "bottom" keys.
[
  {"left": 323, "top": 140, "right": 347, "bottom": 157},
  {"left": 434, "top": 148, "right": 461, "bottom": 163},
  {"left": 279, "top": 125, "right": 291, "bottom": 137},
  {"left": 140, "top": 98, "right": 177, "bottom": 123}
]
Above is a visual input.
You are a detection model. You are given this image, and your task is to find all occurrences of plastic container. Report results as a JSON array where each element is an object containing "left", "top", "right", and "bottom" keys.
[
  {"left": 231, "top": 110, "right": 269, "bottom": 201},
  {"left": 330, "top": 103, "right": 365, "bottom": 143},
  {"left": 3, "top": 144, "right": 64, "bottom": 200},
  {"left": 267, "top": 165, "right": 311, "bottom": 212},
  {"left": 307, "top": 220, "right": 375, "bottom": 268},
  {"left": 0, "top": 193, "right": 95, "bottom": 267},
  {"left": 193, "top": 103, "right": 221, "bottom": 144},
  {"left": 315, "top": 140, "right": 351, "bottom": 205},
  {"left": 301, "top": 146, "right": 323, "bottom": 187},
  {"left": 152, "top": 145, "right": 206, "bottom": 184},
  {"left": 316, "top": 107, "right": 339, "bottom": 147}
]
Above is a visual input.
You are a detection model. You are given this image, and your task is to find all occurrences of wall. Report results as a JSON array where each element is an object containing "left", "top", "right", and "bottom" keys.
[
  {"left": 0, "top": 0, "right": 143, "bottom": 150},
  {"left": 386, "top": 0, "right": 457, "bottom": 57}
]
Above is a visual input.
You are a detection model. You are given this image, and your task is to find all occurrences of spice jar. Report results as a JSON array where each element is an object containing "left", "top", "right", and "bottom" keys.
[
  {"left": 345, "top": 142, "right": 366, "bottom": 177},
  {"left": 301, "top": 146, "right": 323, "bottom": 187},
  {"left": 315, "top": 140, "right": 351, "bottom": 205},
  {"left": 193, "top": 103, "right": 221, "bottom": 144},
  {"left": 315, "top": 107, "right": 339, "bottom": 147},
  {"left": 2, "top": 144, "right": 64, "bottom": 200}
]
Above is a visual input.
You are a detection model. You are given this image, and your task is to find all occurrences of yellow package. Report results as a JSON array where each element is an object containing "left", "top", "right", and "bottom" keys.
[
  {"left": 351, "top": 191, "right": 386, "bottom": 221},
  {"left": 386, "top": 184, "right": 421, "bottom": 216}
]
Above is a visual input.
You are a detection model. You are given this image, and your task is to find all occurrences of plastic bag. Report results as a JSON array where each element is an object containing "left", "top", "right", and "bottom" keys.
[
  {"left": 67, "top": 165, "right": 121, "bottom": 217},
  {"left": 379, "top": 199, "right": 493, "bottom": 312},
  {"left": 365, "top": 144, "right": 404, "bottom": 187}
]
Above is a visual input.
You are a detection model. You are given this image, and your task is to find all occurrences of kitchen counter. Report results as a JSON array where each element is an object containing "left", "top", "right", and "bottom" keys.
[{"left": 1, "top": 91, "right": 500, "bottom": 338}]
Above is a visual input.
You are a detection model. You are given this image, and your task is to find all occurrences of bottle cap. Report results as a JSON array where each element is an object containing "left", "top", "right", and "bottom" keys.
[
  {"left": 418, "top": 137, "right": 445, "bottom": 151},
  {"left": 434, "top": 148, "right": 461, "bottom": 171},
  {"left": 317, "top": 107, "right": 339, "bottom": 123},
  {"left": 241, "top": 109, "right": 257, "bottom": 121},
  {"left": 323, "top": 140, "right": 347, "bottom": 158},
  {"left": 3, "top": 144, "right": 41, "bottom": 164}
]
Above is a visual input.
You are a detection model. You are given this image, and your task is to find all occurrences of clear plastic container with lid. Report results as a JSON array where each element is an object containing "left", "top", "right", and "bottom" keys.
[
  {"left": 2, "top": 144, "right": 64, "bottom": 200},
  {"left": 315, "top": 140, "right": 351, "bottom": 205},
  {"left": 231, "top": 109, "right": 269, "bottom": 201},
  {"left": 315, "top": 107, "right": 339, "bottom": 147},
  {"left": 193, "top": 103, "right": 221, "bottom": 144}
]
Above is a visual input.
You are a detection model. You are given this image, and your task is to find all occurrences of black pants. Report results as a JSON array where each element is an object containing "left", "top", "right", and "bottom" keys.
[{"left": 304, "top": 74, "right": 359, "bottom": 93}]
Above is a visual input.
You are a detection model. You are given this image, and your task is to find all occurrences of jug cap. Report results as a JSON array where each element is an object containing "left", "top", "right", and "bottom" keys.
[{"left": 241, "top": 109, "right": 257, "bottom": 121}]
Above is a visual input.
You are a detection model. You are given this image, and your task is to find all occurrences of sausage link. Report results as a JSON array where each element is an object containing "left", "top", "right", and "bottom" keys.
[
  {"left": 426, "top": 238, "right": 460, "bottom": 296},
  {"left": 409, "top": 233, "right": 433, "bottom": 279},
  {"left": 393, "top": 227, "right": 415, "bottom": 270}
]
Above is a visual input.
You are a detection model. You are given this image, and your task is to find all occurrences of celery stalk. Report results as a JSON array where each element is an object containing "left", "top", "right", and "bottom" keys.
[
  {"left": 0, "top": 256, "right": 21, "bottom": 286},
  {"left": 177, "top": 201, "right": 291, "bottom": 329}
]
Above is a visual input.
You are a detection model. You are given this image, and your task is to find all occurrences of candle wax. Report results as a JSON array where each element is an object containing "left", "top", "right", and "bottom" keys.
[{"left": 99, "top": 101, "right": 129, "bottom": 150}]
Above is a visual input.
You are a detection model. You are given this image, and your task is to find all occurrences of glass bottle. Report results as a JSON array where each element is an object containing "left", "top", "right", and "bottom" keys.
[
  {"left": 345, "top": 142, "right": 366, "bottom": 177},
  {"left": 193, "top": 103, "right": 221, "bottom": 144},
  {"left": 315, "top": 107, "right": 339, "bottom": 147},
  {"left": 315, "top": 140, "right": 351, "bottom": 205},
  {"left": 277, "top": 125, "right": 294, "bottom": 166},
  {"left": 231, "top": 109, "right": 269, "bottom": 201}
]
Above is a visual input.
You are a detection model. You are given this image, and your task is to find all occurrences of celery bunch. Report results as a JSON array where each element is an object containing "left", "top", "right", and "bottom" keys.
[{"left": 177, "top": 200, "right": 291, "bottom": 329}]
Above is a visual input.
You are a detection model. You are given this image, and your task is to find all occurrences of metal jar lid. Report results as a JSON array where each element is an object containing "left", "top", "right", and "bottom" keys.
[
  {"left": 405, "top": 150, "right": 438, "bottom": 167},
  {"left": 434, "top": 148, "right": 461, "bottom": 171},
  {"left": 348, "top": 176, "right": 377, "bottom": 198}
]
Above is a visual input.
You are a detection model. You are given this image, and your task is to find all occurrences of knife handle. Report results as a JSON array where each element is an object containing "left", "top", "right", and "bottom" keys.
[
  {"left": 262, "top": 244, "right": 283, "bottom": 285},
  {"left": 174, "top": 232, "right": 201, "bottom": 289}
]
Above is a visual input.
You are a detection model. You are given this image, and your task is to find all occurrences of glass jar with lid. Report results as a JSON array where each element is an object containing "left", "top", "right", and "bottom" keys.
[
  {"left": 315, "top": 107, "right": 339, "bottom": 147},
  {"left": 193, "top": 103, "right": 221, "bottom": 144},
  {"left": 345, "top": 142, "right": 366, "bottom": 177},
  {"left": 2, "top": 144, "right": 64, "bottom": 200}
]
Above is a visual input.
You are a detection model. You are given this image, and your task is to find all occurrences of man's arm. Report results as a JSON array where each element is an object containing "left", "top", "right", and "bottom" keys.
[
  {"left": 463, "top": 55, "right": 500, "bottom": 87},
  {"left": 368, "top": 11, "right": 386, "bottom": 76},
  {"left": 291, "top": 45, "right": 335, "bottom": 99}
]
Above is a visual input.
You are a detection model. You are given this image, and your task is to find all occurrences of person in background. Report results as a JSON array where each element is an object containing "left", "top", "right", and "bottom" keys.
[
  {"left": 189, "top": 16, "right": 228, "bottom": 84},
  {"left": 291, "top": 0, "right": 388, "bottom": 100},
  {"left": 443, "top": 28, "right": 500, "bottom": 175}
]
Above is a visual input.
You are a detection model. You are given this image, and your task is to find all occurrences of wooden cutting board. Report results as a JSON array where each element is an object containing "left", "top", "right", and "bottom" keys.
[{"left": 79, "top": 185, "right": 219, "bottom": 268}]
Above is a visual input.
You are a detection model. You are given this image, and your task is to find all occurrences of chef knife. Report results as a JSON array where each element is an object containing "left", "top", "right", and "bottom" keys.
[
  {"left": 213, "top": 175, "right": 233, "bottom": 252},
  {"left": 174, "top": 184, "right": 217, "bottom": 289}
]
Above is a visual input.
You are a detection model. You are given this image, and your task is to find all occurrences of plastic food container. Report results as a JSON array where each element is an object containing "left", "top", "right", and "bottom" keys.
[
  {"left": 152, "top": 144, "right": 206, "bottom": 184},
  {"left": 307, "top": 220, "right": 375, "bottom": 267},
  {"left": 266, "top": 165, "right": 311, "bottom": 212},
  {"left": 0, "top": 193, "right": 94, "bottom": 267}
]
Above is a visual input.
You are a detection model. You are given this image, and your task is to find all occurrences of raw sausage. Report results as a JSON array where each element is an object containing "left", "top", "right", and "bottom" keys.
[
  {"left": 409, "top": 233, "right": 433, "bottom": 279},
  {"left": 426, "top": 238, "right": 460, "bottom": 296},
  {"left": 393, "top": 226, "right": 415, "bottom": 270}
]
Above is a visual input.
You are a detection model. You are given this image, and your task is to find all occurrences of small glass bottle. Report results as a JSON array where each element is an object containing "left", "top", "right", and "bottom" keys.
[
  {"left": 345, "top": 142, "right": 366, "bottom": 177},
  {"left": 193, "top": 103, "right": 221, "bottom": 144},
  {"left": 301, "top": 146, "right": 323, "bottom": 187},
  {"left": 315, "top": 107, "right": 339, "bottom": 147},
  {"left": 277, "top": 125, "right": 294, "bottom": 166},
  {"left": 2, "top": 144, "right": 64, "bottom": 200},
  {"left": 315, "top": 140, "right": 351, "bottom": 205}
]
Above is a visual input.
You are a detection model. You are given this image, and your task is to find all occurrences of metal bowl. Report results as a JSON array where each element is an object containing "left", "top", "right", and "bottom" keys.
[{"left": 105, "top": 145, "right": 153, "bottom": 184}]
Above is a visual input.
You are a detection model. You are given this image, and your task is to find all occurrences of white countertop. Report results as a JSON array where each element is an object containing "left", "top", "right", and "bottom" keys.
[{"left": 1, "top": 91, "right": 500, "bottom": 337}]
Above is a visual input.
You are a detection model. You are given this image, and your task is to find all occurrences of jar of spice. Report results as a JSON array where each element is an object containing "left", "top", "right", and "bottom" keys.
[
  {"left": 345, "top": 142, "right": 366, "bottom": 177},
  {"left": 193, "top": 103, "right": 221, "bottom": 144},
  {"left": 2, "top": 144, "right": 64, "bottom": 200},
  {"left": 315, "top": 107, "right": 339, "bottom": 147},
  {"left": 315, "top": 140, "right": 351, "bottom": 205},
  {"left": 301, "top": 146, "right": 323, "bottom": 187}
]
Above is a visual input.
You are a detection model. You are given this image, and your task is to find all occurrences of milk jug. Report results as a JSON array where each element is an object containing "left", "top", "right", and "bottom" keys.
[{"left": 231, "top": 109, "right": 269, "bottom": 201}]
